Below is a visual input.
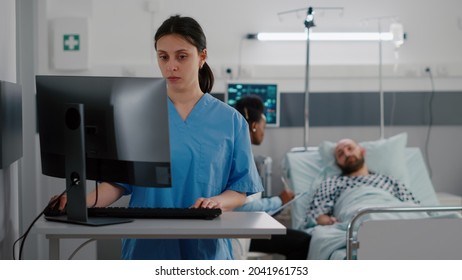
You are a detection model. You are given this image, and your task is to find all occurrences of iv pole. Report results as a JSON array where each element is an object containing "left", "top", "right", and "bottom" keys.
[
  {"left": 378, "top": 20, "right": 384, "bottom": 139},
  {"left": 279, "top": 6, "right": 343, "bottom": 151},
  {"left": 363, "top": 15, "right": 398, "bottom": 139},
  {"left": 303, "top": 7, "right": 315, "bottom": 150}
]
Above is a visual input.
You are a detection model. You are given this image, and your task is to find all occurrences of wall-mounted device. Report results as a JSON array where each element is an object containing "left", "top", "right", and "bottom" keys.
[
  {"left": 226, "top": 82, "right": 280, "bottom": 127},
  {"left": 0, "top": 80, "right": 23, "bottom": 169}
]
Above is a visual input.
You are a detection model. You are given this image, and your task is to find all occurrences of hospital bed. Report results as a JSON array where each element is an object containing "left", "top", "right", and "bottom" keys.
[{"left": 282, "top": 133, "right": 462, "bottom": 259}]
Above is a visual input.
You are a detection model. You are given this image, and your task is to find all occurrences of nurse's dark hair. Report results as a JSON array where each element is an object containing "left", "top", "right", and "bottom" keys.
[
  {"left": 234, "top": 95, "right": 265, "bottom": 125},
  {"left": 154, "top": 15, "right": 214, "bottom": 93}
]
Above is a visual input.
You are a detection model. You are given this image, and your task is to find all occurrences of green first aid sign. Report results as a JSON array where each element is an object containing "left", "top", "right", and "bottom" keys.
[{"left": 63, "top": 34, "right": 80, "bottom": 51}]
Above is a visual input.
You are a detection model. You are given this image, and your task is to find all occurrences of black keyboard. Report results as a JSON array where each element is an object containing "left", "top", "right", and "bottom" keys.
[{"left": 87, "top": 207, "right": 222, "bottom": 220}]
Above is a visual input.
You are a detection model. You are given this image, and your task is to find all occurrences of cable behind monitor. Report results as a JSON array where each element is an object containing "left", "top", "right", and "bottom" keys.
[{"left": 424, "top": 67, "right": 435, "bottom": 179}]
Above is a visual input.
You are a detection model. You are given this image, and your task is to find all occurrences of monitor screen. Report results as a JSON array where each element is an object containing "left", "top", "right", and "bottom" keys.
[
  {"left": 36, "top": 76, "right": 171, "bottom": 225},
  {"left": 226, "top": 83, "right": 279, "bottom": 127},
  {"left": 36, "top": 75, "right": 171, "bottom": 186}
]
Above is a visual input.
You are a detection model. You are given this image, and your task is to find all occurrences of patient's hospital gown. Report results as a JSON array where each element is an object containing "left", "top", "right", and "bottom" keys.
[
  {"left": 308, "top": 172, "right": 420, "bottom": 222},
  {"left": 117, "top": 93, "right": 263, "bottom": 259}
]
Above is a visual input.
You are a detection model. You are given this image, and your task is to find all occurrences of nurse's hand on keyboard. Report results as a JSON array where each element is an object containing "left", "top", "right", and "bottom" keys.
[{"left": 191, "top": 197, "right": 222, "bottom": 209}]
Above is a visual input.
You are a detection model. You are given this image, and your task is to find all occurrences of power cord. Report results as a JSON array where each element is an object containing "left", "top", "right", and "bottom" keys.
[
  {"left": 67, "top": 238, "right": 97, "bottom": 260},
  {"left": 237, "top": 37, "right": 245, "bottom": 79},
  {"left": 13, "top": 181, "right": 99, "bottom": 260},
  {"left": 90, "top": 181, "right": 99, "bottom": 208},
  {"left": 12, "top": 187, "right": 68, "bottom": 260},
  {"left": 424, "top": 67, "right": 435, "bottom": 178},
  {"left": 389, "top": 91, "right": 397, "bottom": 126}
]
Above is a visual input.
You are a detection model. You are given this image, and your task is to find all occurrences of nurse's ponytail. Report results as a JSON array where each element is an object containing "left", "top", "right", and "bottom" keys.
[{"left": 199, "top": 62, "right": 214, "bottom": 94}]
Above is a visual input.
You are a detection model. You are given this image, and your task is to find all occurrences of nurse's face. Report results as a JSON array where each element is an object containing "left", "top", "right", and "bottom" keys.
[{"left": 156, "top": 34, "right": 206, "bottom": 93}]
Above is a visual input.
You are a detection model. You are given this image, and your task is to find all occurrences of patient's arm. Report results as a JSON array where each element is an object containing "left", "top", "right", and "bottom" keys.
[{"left": 316, "top": 214, "right": 338, "bottom": 225}]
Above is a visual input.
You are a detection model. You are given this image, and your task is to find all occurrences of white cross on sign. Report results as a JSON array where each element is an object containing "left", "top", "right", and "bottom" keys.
[{"left": 63, "top": 34, "right": 80, "bottom": 51}]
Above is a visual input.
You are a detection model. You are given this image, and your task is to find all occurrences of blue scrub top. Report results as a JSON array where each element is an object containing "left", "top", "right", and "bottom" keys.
[{"left": 117, "top": 93, "right": 263, "bottom": 260}]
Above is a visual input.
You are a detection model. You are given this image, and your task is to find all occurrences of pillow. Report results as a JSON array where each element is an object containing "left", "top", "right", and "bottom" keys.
[
  {"left": 318, "top": 132, "right": 410, "bottom": 189},
  {"left": 282, "top": 149, "right": 324, "bottom": 230}
]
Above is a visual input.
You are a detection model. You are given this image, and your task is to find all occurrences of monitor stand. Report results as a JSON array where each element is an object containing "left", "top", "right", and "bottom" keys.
[
  {"left": 45, "top": 215, "right": 132, "bottom": 226},
  {"left": 46, "top": 104, "right": 132, "bottom": 226}
]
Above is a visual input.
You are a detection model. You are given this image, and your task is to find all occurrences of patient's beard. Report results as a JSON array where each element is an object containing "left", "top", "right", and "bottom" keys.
[{"left": 339, "top": 156, "right": 365, "bottom": 175}]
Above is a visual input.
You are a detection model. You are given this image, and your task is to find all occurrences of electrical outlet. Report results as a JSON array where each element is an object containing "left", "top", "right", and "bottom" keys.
[
  {"left": 221, "top": 66, "right": 236, "bottom": 79},
  {"left": 239, "top": 66, "right": 254, "bottom": 78},
  {"left": 436, "top": 66, "right": 448, "bottom": 77},
  {"left": 219, "top": 65, "right": 254, "bottom": 79}
]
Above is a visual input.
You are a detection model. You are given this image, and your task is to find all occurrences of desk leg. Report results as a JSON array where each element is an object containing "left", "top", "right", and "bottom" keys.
[{"left": 49, "top": 237, "right": 60, "bottom": 260}]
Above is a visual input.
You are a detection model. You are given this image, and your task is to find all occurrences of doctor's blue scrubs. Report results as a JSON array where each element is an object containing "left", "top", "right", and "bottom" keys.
[{"left": 118, "top": 93, "right": 263, "bottom": 260}]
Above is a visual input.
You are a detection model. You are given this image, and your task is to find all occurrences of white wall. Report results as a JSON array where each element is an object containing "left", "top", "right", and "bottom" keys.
[
  {"left": 0, "top": 0, "right": 17, "bottom": 81},
  {"left": 38, "top": 0, "right": 462, "bottom": 91},
  {"left": 15, "top": 0, "right": 462, "bottom": 259},
  {"left": 0, "top": 0, "right": 20, "bottom": 260}
]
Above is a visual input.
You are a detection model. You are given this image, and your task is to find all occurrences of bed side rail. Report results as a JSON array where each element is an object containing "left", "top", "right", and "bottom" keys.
[{"left": 346, "top": 206, "right": 462, "bottom": 260}]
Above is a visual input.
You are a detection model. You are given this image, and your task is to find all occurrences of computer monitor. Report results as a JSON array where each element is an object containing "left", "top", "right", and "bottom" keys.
[
  {"left": 0, "top": 80, "right": 23, "bottom": 169},
  {"left": 36, "top": 75, "right": 171, "bottom": 225},
  {"left": 226, "top": 82, "right": 280, "bottom": 127}
]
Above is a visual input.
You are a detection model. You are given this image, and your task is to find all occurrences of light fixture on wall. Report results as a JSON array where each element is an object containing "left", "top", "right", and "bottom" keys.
[{"left": 247, "top": 31, "right": 394, "bottom": 42}]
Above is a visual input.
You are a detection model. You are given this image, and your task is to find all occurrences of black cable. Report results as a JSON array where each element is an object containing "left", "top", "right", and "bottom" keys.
[
  {"left": 424, "top": 67, "right": 435, "bottom": 178},
  {"left": 67, "top": 238, "right": 97, "bottom": 260},
  {"left": 237, "top": 37, "right": 245, "bottom": 79},
  {"left": 13, "top": 180, "right": 98, "bottom": 259},
  {"left": 90, "top": 181, "right": 99, "bottom": 208},
  {"left": 13, "top": 187, "right": 68, "bottom": 260},
  {"left": 389, "top": 91, "right": 397, "bottom": 126}
]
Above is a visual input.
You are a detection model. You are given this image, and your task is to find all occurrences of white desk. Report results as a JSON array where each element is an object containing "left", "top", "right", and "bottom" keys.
[{"left": 34, "top": 212, "right": 286, "bottom": 259}]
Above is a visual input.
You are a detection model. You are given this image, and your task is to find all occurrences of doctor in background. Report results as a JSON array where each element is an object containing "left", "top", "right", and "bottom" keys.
[{"left": 233, "top": 95, "right": 311, "bottom": 260}]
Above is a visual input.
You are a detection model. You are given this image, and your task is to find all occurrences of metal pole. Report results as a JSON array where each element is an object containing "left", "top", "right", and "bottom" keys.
[
  {"left": 378, "top": 21, "right": 385, "bottom": 139},
  {"left": 303, "top": 33, "right": 311, "bottom": 150},
  {"left": 303, "top": 7, "right": 315, "bottom": 150},
  {"left": 363, "top": 15, "right": 399, "bottom": 139}
]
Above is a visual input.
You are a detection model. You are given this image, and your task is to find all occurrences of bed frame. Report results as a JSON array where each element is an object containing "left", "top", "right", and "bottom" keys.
[
  {"left": 347, "top": 206, "right": 462, "bottom": 259},
  {"left": 283, "top": 146, "right": 462, "bottom": 260}
]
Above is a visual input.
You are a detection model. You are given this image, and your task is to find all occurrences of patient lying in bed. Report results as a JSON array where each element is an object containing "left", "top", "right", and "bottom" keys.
[
  {"left": 284, "top": 133, "right": 461, "bottom": 259},
  {"left": 306, "top": 138, "right": 436, "bottom": 260},
  {"left": 309, "top": 138, "right": 420, "bottom": 226}
]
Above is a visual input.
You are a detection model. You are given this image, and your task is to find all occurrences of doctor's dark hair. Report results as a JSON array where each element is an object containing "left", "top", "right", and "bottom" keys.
[
  {"left": 154, "top": 15, "right": 214, "bottom": 93},
  {"left": 234, "top": 95, "right": 265, "bottom": 125}
]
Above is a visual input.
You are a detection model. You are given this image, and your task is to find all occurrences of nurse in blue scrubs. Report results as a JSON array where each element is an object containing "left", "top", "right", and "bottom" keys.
[
  {"left": 119, "top": 15, "right": 263, "bottom": 259},
  {"left": 55, "top": 15, "right": 263, "bottom": 259}
]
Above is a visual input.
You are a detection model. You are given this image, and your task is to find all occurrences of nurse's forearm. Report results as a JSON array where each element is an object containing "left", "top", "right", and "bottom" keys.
[
  {"left": 86, "top": 182, "right": 124, "bottom": 207},
  {"left": 212, "top": 190, "right": 246, "bottom": 212}
]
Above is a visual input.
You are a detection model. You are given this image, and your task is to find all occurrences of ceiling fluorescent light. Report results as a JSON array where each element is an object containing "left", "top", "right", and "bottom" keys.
[{"left": 252, "top": 32, "right": 393, "bottom": 41}]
